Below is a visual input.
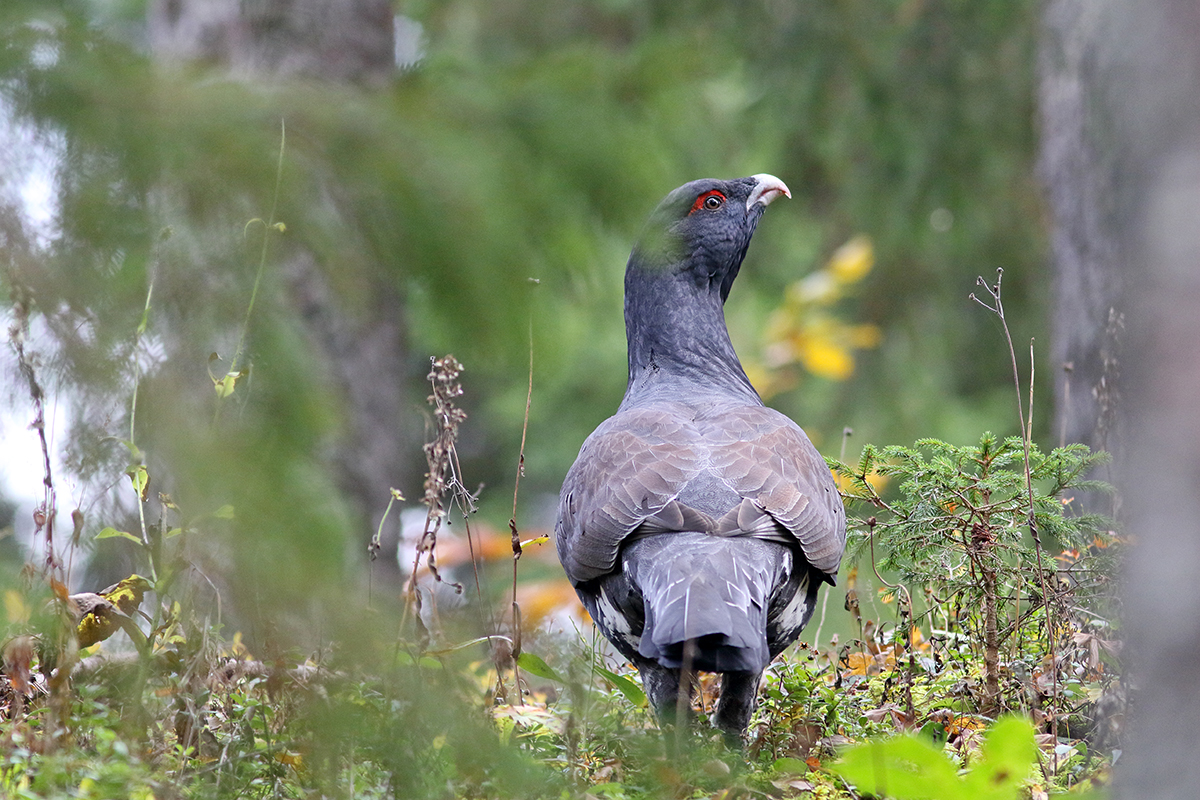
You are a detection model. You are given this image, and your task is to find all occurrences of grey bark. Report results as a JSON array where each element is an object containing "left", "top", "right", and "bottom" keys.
[
  {"left": 147, "top": 0, "right": 417, "bottom": 578},
  {"left": 148, "top": 0, "right": 396, "bottom": 85},
  {"left": 1038, "top": 1, "right": 1125, "bottom": 511},
  {"left": 1113, "top": 2, "right": 1200, "bottom": 794},
  {"left": 1041, "top": 2, "right": 1200, "bottom": 797}
]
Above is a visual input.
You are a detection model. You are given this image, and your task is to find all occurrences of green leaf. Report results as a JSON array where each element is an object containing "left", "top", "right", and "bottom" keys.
[
  {"left": 962, "top": 716, "right": 1037, "bottom": 798},
  {"left": 834, "top": 718, "right": 1039, "bottom": 800},
  {"left": 215, "top": 372, "right": 239, "bottom": 398},
  {"left": 515, "top": 652, "right": 563, "bottom": 683},
  {"left": 918, "top": 721, "right": 948, "bottom": 745},
  {"left": 137, "top": 303, "right": 151, "bottom": 336},
  {"left": 213, "top": 505, "right": 236, "bottom": 519},
  {"left": 594, "top": 665, "right": 647, "bottom": 707},
  {"left": 833, "top": 735, "right": 961, "bottom": 800},
  {"left": 126, "top": 464, "right": 150, "bottom": 502},
  {"left": 771, "top": 757, "right": 809, "bottom": 775},
  {"left": 164, "top": 527, "right": 185, "bottom": 538},
  {"left": 96, "top": 527, "right": 145, "bottom": 546}
]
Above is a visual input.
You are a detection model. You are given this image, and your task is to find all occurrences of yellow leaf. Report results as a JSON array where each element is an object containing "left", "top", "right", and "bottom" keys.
[
  {"left": 225, "top": 630, "right": 252, "bottom": 659},
  {"left": 127, "top": 464, "right": 151, "bottom": 502},
  {"left": 843, "top": 650, "right": 896, "bottom": 676},
  {"left": 101, "top": 575, "right": 153, "bottom": 615},
  {"left": 843, "top": 652, "right": 869, "bottom": 675},
  {"left": 4, "top": 590, "right": 30, "bottom": 625},
  {"left": 944, "top": 715, "right": 985, "bottom": 735},
  {"left": 800, "top": 337, "right": 854, "bottom": 381},
  {"left": 215, "top": 373, "right": 238, "bottom": 398},
  {"left": 828, "top": 236, "right": 874, "bottom": 285},
  {"left": 70, "top": 577, "right": 150, "bottom": 648}
]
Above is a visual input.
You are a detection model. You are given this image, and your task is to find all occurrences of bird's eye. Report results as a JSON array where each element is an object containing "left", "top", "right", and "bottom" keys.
[{"left": 690, "top": 190, "right": 727, "bottom": 214}]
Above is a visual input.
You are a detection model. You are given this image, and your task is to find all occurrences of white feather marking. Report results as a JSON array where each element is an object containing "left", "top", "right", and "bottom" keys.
[
  {"left": 776, "top": 573, "right": 813, "bottom": 633},
  {"left": 597, "top": 588, "right": 634, "bottom": 639}
]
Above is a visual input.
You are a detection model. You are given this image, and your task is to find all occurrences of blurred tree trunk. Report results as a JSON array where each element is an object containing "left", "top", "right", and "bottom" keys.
[
  {"left": 1113, "top": 0, "right": 1200, "bottom": 793},
  {"left": 1042, "top": 2, "right": 1200, "bottom": 797},
  {"left": 148, "top": 0, "right": 417, "bottom": 582},
  {"left": 148, "top": 0, "right": 396, "bottom": 84},
  {"left": 1037, "top": 1, "right": 1125, "bottom": 512}
]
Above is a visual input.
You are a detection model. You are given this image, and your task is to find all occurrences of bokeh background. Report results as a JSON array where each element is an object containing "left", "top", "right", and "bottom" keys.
[
  {"left": 0, "top": 1, "right": 1051, "bottom": 635},
  {"left": 7, "top": 2, "right": 1200, "bottom": 797}
]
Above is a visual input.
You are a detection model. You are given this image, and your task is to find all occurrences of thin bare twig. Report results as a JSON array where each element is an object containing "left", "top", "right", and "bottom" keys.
[
  {"left": 214, "top": 118, "right": 287, "bottom": 423},
  {"left": 971, "top": 268, "right": 1058, "bottom": 757},
  {"left": 367, "top": 488, "right": 405, "bottom": 605},
  {"left": 493, "top": 315, "right": 537, "bottom": 702},
  {"left": 509, "top": 320, "right": 534, "bottom": 641},
  {"left": 865, "top": 516, "right": 916, "bottom": 720},
  {"left": 9, "top": 300, "right": 60, "bottom": 576}
]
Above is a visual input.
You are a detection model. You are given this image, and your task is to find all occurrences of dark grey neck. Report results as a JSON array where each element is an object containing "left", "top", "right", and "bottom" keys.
[{"left": 620, "top": 265, "right": 761, "bottom": 409}]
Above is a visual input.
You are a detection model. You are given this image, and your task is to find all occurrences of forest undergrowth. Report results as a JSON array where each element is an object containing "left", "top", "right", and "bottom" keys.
[{"left": 0, "top": 252, "right": 1123, "bottom": 799}]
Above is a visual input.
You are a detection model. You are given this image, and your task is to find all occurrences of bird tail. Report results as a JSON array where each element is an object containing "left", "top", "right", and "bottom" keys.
[{"left": 623, "top": 532, "right": 789, "bottom": 673}]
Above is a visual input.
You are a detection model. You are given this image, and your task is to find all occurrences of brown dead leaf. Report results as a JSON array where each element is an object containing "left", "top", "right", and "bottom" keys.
[
  {"left": 49, "top": 578, "right": 69, "bottom": 603},
  {"left": 1072, "top": 630, "right": 1121, "bottom": 673},
  {"left": 3, "top": 635, "right": 35, "bottom": 695},
  {"left": 789, "top": 721, "right": 824, "bottom": 755},
  {"left": 1035, "top": 733, "right": 1058, "bottom": 749},
  {"left": 863, "top": 703, "right": 916, "bottom": 729}
]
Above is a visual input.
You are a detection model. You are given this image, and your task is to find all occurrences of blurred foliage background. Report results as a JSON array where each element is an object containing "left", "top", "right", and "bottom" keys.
[{"left": 0, "top": 0, "right": 1044, "bottom": 639}]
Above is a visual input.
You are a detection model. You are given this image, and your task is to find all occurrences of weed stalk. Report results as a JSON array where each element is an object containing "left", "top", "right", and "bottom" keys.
[{"left": 971, "top": 268, "right": 1058, "bottom": 750}]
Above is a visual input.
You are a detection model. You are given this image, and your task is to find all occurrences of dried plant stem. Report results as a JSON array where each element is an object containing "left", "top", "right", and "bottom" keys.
[
  {"left": 10, "top": 307, "right": 60, "bottom": 576},
  {"left": 971, "top": 269, "right": 1058, "bottom": 749},
  {"left": 866, "top": 516, "right": 916, "bottom": 720},
  {"left": 401, "top": 356, "right": 467, "bottom": 654},
  {"left": 508, "top": 320, "right": 534, "bottom": 666},
  {"left": 447, "top": 446, "right": 485, "bottom": 611},
  {"left": 367, "top": 488, "right": 405, "bottom": 605}
]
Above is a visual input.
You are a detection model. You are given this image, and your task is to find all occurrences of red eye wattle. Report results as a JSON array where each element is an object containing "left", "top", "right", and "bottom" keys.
[{"left": 690, "top": 190, "right": 726, "bottom": 214}]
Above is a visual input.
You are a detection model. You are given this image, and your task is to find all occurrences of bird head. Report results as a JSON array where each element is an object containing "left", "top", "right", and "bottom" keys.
[{"left": 630, "top": 174, "right": 790, "bottom": 300}]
